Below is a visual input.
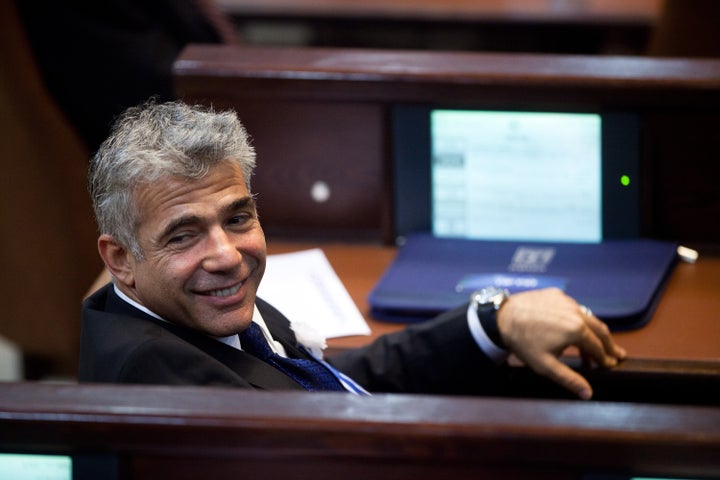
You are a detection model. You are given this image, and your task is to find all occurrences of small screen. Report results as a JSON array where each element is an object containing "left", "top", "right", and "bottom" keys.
[
  {"left": 431, "top": 109, "right": 602, "bottom": 243},
  {"left": 0, "top": 453, "right": 72, "bottom": 480}
]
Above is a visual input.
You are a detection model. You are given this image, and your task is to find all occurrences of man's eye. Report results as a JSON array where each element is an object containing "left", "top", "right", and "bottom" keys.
[
  {"left": 228, "top": 214, "right": 251, "bottom": 226},
  {"left": 168, "top": 233, "right": 192, "bottom": 245}
]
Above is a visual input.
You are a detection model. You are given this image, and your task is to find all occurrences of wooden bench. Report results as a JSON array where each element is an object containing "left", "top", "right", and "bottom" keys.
[{"left": 1, "top": 382, "right": 718, "bottom": 480}]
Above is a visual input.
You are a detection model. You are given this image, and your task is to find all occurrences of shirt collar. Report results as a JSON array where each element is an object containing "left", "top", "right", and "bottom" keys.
[{"left": 111, "top": 283, "right": 285, "bottom": 355}]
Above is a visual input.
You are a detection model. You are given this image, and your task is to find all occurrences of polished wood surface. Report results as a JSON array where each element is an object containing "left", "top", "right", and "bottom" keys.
[
  {"left": 219, "top": 0, "right": 660, "bottom": 54},
  {"left": 267, "top": 242, "right": 720, "bottom": 368},
  {"left": 1, "top": 382, "right": 718, "bottom": 480},
  {"left": 175, "top": 45, "right": 720, "bottom": 105},
  {"left": 618, "top": 255, "right": 720, "bottom": 363},
  {"left": 217, "top": 0, "right": 660, "bottom": 25}
]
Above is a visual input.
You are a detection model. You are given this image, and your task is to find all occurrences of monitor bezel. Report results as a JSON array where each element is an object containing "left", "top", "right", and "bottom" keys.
[{"left": 391, "top": 104, "right": 641, "bottom": 244}]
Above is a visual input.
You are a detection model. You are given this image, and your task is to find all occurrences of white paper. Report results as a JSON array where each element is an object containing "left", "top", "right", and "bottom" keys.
[{"left": 257, "top": 249, "right": 371, "bottom": 338}]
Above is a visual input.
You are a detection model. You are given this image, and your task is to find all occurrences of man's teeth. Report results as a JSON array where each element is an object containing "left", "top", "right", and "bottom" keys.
[{"left": 209, "top": 284, "right": 241, "bottom": 297}]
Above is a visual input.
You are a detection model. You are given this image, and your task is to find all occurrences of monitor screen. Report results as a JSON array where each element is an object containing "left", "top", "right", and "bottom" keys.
[
  {"left": 431, "top": 109, "right": 602, "bottom": 243},
  {"left": 392, "top": 105, "right": 640, "bottom": 243},
  {"left": 0, "top": 453, "right": 72, "bottom": 480},
  {"left": 0, "top": 453, "right": 118, "bottom": 480}
]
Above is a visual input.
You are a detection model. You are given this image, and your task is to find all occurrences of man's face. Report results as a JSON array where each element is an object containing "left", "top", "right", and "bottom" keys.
[{"left": 120, "top": 161, "right": 266, "bottom": 337}]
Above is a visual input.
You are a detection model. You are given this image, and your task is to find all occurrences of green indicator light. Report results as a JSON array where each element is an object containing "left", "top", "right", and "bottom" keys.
[{"left": 620, "top": 175, "right": 631, "bottom": 187}]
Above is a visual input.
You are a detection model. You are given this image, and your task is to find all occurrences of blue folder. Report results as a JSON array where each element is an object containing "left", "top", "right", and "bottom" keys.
[{"left": 368, "top": 233, "right": 678, "bottom": 330}]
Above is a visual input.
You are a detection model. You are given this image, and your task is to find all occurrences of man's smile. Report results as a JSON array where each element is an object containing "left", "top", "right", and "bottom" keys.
[
  {"left": 197, "top": 282, "right": 243, "bottom": 298},
  {"left": 208, "top": 283, "right": 242, "bottom": 297}
]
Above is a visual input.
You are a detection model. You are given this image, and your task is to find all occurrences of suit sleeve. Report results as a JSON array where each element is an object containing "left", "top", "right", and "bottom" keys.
[{"left": 327, "top": 305, "right": 509, "bottom": 395}]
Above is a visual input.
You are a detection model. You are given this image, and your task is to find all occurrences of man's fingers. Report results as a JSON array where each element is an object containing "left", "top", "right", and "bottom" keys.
[
  {"left": 531, "top": 354, "right": 594, "bottom": 400},
  {"left": 580, "top": 311, "right": 627, "bottom": 364},
  {"left": 587, "top": 314, "right": 627, "bottom": 359},
  {"left": 569, "top": 321, "right": 617, "bottom": 368},
  {"left": 583, "top": 311, "right": 613, "bottom": 347}
]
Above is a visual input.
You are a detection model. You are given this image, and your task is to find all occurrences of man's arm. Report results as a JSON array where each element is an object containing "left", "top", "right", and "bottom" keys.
[{"left": 328, "top": 305, "right": 507, "bottom": 395}]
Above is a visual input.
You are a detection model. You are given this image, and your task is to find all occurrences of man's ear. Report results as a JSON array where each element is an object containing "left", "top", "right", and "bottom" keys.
[{"left": 97, "top": 234, "right": 136, "bottom": 289}]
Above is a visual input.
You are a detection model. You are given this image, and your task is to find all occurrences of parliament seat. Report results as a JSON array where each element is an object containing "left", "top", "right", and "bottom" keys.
[{"left": 1, "top": 382, "right": 719, "bottom": 480}]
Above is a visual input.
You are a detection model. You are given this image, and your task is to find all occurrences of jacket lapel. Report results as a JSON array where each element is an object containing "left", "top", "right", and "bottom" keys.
[
  {"left": 256, "top": 297, "right": 315, "bottom": 360},
  {"left": 103, "top": 286, "right": 306, "bottom": 390}
]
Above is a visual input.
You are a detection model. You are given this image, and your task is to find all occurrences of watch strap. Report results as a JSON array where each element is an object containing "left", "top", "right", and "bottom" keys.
[{"left": 477, "top": 307, "right": 506, "bottom": 349}]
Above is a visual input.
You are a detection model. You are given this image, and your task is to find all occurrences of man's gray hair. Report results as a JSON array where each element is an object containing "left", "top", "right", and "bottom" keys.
[{"left": 88, "top": 100, "right": 256, "bottom": 259}]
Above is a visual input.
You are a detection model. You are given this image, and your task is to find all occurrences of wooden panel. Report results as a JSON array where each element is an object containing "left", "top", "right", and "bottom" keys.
[
  {"left": 234, "top": 100, "right": 387, "bottom": 239},
  {"left": 217, "top": 0, "right": 660, "bottom": 54},
  {"left": 174, "top": 45, "right": 720, "bottom": 107},
  {"left": 648, "top": 0, "right": 720, "bottom": 57},
  {"left": 1, "top": 382, "right": 719, "bottom": 480},
  {"left": 216, "top": 0, "right": 661, "bottom": 25},
  {"left": 644, "top": 112, "right": 720, "bottom": 246}
]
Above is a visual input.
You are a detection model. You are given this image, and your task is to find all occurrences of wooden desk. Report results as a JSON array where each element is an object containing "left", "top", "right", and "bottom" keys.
[
  {"left": 217, "top": 0, "right": 660, "bottom": 54},
  {"left": 1, "top": 382, "right": 719, "bottom": 480},
  {"left": 217, "top": 0, "right": 660, "bottom": 26},
  {"left": 268, "top": 241, "right": 720, "bottom": 402},
  {"left": 269, "top": 242, "right": 718, "bottom": 362}
]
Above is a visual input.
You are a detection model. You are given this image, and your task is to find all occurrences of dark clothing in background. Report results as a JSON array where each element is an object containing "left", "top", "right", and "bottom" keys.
[{"left": 16, "top": 0, "right": 224, "bottom": 153}]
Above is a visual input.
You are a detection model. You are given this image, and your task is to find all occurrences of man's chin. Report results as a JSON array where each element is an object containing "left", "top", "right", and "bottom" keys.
[{"left": 205, "top": 307, "right": 254, "bottom": 337}]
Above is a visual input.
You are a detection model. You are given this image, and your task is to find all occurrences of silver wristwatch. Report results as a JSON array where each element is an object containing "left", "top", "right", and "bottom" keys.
[{"left": 470, "top": 286, "right": 510, "bottom": 348}]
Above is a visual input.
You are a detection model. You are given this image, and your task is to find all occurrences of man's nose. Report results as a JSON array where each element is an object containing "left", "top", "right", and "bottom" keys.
[{"left": 202, "top": 228, "right": 241, "bottom": 272}]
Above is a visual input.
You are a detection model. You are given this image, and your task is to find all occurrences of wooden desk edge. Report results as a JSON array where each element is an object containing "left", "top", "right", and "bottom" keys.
[{"left": 1, "top": 381, "right": 718, "bottom": 480}]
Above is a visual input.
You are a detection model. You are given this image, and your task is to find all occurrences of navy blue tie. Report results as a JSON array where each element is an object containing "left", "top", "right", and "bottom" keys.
[{"left": 240, "top": 322, "right": 344, "bottom": 391}]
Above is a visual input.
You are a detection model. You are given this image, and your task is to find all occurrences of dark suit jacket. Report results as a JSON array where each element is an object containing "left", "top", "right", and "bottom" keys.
[{"left": 79, "top": 284, "right": 504, "bottom": 394}]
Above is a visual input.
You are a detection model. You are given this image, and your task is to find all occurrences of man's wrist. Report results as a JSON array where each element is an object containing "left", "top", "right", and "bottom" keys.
[
  {"left": 477, "top": 306, "right": 506, "bottom": 349},
  {"left": 466, "top": 303, "right": 509, "bottom": 364},
  {"left": 470, "top": 287, "right": 510, "bottom": 349}
]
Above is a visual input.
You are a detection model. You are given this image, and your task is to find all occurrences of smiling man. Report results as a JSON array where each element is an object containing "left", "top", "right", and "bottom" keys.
[
  {"left": 80, "top": 100, "right": 625, "bottom": 398},
  {"left": 100, "top": 161, "right": 265, "bottom": 338}
]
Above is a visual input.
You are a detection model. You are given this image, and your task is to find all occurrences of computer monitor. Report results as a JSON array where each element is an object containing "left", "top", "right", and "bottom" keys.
[
  {"left": 392, "top": 105, "right": 641, "bottom": 244},
  {"left": 0, "top": 453, "right": 118, "bottom": 480},
  {"left": 0, "top": 453, "right": 71, "bottom": 480}
]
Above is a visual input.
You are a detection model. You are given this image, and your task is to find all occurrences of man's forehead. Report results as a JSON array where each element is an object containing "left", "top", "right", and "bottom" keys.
[
  {"left": 133, "top": 163, "right": 250, "bottom": 224},
  {"left": 138, "top": 160, "right": 246, "bottom": 195}
]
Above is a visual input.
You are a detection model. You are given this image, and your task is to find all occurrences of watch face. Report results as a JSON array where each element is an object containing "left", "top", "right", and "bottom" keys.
[
  {"left": 473, "top": 286, "right": 508, "bottom": 308},
  {"left": 475, "top": 287, "right": 503, "bottom": 303}
]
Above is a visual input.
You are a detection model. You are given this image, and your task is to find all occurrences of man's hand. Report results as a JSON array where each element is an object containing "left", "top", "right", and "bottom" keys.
[{"left": 497, "top": 288, "right": 627, "bottom": 400}]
